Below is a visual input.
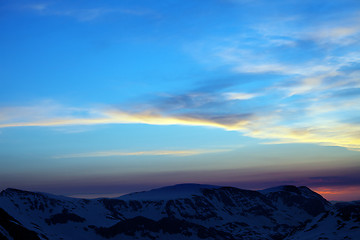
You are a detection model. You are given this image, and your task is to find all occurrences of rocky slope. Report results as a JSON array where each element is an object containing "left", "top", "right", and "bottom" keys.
[{"left": 0, "top": 184, "right": 359, "bottom": 240}]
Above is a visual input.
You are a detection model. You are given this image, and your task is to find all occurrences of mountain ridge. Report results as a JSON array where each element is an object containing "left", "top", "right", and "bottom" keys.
[{"left": 0, "top": 184, "right": 359, "bottom": 240}]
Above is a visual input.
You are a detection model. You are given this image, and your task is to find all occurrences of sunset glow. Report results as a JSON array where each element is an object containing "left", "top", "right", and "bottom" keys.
[{"left": 0, "top": 0, "right": 359, "bottom": 201}]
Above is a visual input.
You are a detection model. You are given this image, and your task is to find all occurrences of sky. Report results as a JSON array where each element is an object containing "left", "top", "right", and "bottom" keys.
[{"left": 0, "top": 0, "right": 360, "bottom": 201}]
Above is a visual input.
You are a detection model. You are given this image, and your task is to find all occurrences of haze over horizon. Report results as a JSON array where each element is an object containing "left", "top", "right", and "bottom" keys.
[{"left": 1, "top": 0, "right": 360, "bottom": 201}]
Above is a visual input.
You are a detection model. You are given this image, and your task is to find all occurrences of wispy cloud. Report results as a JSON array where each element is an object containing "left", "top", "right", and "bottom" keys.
[
  {"left": 180, "top": 8, "right": 360, "bottom": 152},
  {"left": 2, "top": 2, "right": 360, "bottom": 153},
  {"left": 0, "top": 104, "right": 250, "bottom": 131},
  {"left": 1, "top": 100, "right": 359, "bottom": 151},
  {"left": 1, "top": 31, "right": 359, "bottom": 150},
  {"left": 245, "top": 123, "right": 360, "bottom": 152},
  {"left": 26, "top": 3, "right": 48, "bottom": 11},
  {"left": 21, "top": 3, "right": 152, "bottom": 21},
  {"left": 54, "top": 8, "right": 150, "bottom": 22},
  {"left": 223, "top": 92, "right": 259, "bottom": 100},
  {"left": 53, "top": 149, "right": 229, "bottom": 159}
]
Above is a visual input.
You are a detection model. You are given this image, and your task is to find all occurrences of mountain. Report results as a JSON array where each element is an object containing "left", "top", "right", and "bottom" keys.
[{"left": 0, "top": 184, "right": 359, "bottom": 240}]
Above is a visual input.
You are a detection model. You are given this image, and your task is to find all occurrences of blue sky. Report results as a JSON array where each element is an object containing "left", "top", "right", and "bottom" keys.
[{"left": 1, "top": 0, "right": 360, "bottom": 200}]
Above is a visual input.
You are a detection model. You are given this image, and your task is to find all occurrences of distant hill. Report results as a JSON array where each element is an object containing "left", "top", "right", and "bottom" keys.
[{"left": 0, "top": 184, "right": 359, "bottom": 239}]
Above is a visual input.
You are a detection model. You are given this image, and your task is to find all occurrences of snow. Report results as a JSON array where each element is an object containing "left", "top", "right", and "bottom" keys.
[
  {"left": 1, "top": 184, "right": 359, "bottom": 240},
  {"left": 260, "top": 185, "right": 300, "bottom": 194},
  {"left": 118, "top": 183, "right": 221, "bottom": 200}
]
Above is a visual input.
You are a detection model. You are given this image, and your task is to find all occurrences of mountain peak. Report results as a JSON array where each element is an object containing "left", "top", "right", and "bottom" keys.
[
  {"left": 260, "top": 185, "right": 299, "bottom": 194},
  {"left": 1, "top": 188, "right": 34, "bottom": 196},
  {"left": 260, "top": 185, "right": 316, "bottom": 196},
  {"left": 118, "top": 183, "right": 221, "bottom": 200}
]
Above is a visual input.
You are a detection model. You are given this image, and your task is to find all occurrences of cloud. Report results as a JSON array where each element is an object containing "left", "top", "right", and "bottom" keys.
[
  {"left": 254, "top": 9, "right": 360, "bottom": 47},
  {"left": 308, "top": 176, "right": 360, "bottom": 187},
  {"left": 1, "top": 101, "right": 360, "bottom": 152},
  {"left": 312, "top": 186, "right": 360, "bottom": 201},
  {"left": 53, "top": 149, "right": 230, "bottom": 159},
  {"left": 155, "top": 92, "right": 218, "bottom": 111},
  {"left": 0, "top": 104, "right": 251, "bottom": 131},
  {"left": 285, "top": 72, "right": 340, "bottom": 97},
  {"left": 307, "top": 25, "right": 360, "bottom": 46},
  {"left": 223, "top": 92, "right": 259, "bottom": 100},
  {"left": 106, "top": 109, "right": 251, "bottom": 130},
  {"left": 245, "top": 123, "right": 360, "bottom": 152},
  {"left": 26, "top": 3, "right": 48, "bottom": 11},
  {"left": 2, "top": 5, "right": 360, "bottom": 152},
  {"left": 1, "top": 48, "right": 359, "bottom": 151},
  {"left": 198, "top": 8, "right": 360, "bottom": 86},
  {"left": 330, "top": 88, "right": 360, "bottom": 98},
  {"left": 22, "top": 3, "right": 151, "bottom": 21},
  {"left": 56, "top": 8, "right": 150, "bottom": 22},
  {"left": 215, "top": 47, "right": 296, "bottom": 75},
  {"left": 152, "top": 76, "right": 247, "bottom": 112}
]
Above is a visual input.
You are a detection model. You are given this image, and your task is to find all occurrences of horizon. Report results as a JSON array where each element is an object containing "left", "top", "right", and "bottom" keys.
[
  {"left": 1, "top": 0, "right": 360, "bottom": 202},
  {"left": 1, "top": 182, "right": 359, "bottom": 202}
]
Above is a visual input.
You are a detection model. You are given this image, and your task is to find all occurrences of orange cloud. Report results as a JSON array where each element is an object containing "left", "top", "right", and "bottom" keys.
[{"left": 312, "top": 186, "right": 360, "bottom": 201}]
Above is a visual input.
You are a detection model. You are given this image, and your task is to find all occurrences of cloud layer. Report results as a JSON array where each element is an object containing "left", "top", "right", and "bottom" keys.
[{"left": 53, "top": 149, "right": 229, "bottom": 159}]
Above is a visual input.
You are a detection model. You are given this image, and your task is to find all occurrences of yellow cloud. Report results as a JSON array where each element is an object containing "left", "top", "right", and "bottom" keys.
[
  {"left": 53, "top": 149, "right": 230, "bottom": 159},
  {"left": 246, "top": 123, "right": 360, "bottom": 151},
  {"left": 0, "top": 109, "right": 249, "bottom": 131},
  {"left": 1, "top": 104, "right": 359, "bottom": 152}
]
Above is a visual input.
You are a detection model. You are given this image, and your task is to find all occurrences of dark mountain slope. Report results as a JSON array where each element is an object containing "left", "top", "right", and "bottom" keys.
[{"left": 0, "top": 184, "right": 358, "bottom": 240}]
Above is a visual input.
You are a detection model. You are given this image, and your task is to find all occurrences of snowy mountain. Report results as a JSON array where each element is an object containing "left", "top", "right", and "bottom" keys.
[{"left": 0, "top": 184, "right": 359, "bottom": 240}]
